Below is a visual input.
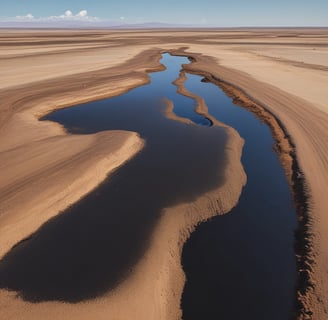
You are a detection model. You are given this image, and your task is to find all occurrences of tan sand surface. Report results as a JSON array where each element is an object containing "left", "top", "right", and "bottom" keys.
[
  {"left": 0, "top": 131, "right": 144, "bottom": 258},
  {"left": 0, "top": 29, "right": 327, "bottom": 319},
  {"left": 0, "top": 45, "right": 153, "bottom": 89},
  {"left": 185, "top": 45, "right": 328, "bottom": 113},
  {"left": 245, "top": 46, "right": 328, "bottom": 68},
  {"left": 0, "top": 44, "right": 114, "bottom": 58}
]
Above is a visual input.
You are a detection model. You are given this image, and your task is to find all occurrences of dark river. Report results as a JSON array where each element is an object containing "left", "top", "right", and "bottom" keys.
[
  {"left": 181, "top": 72, "right": 297, "bottom": 319},
  {"left": 0, "top": 54, "right": 297, "bottom": 319}
]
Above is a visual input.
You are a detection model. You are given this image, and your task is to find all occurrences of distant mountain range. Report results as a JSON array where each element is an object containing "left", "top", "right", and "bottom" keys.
[
  {"left": 0, "top": 20, "right": 198, "bottom": 29},
  {"left": 2, "top": 20, "right": 322, "bottom": 29}
]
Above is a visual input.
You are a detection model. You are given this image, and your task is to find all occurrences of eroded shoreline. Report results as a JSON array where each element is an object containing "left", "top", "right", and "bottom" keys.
[
  {"left": 176, "top": 48, "right": 325, "bottom": 319},
  {"left": 208, "top": 77, "right": 313, "bottom": 319},
  {"left": 0, "top": 47, "right": 246, "bottom": 320},
  {"left": 0, "top": 49, "right": 166, "bottom": 259}
]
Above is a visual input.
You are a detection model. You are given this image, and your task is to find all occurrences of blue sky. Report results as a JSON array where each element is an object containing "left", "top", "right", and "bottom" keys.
[{"left": 0, "top": 0, "right": 327, "bottom": 26}]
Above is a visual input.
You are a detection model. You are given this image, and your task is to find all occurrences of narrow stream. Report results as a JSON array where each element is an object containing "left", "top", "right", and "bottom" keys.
[
  {"left": 181, "top": 74, "right": 297, "bottom": 319},
  {"left": 0, "top": 54, "right": 297, "bottom": 319}
]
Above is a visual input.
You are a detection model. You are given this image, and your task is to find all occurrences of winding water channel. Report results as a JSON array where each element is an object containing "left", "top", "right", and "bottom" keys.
[
  {"left": 0, "top": 54, "right": 297, "bottom": 319},
  {"left": 181, "top": 72, "right": 297, "bottom": 319}
]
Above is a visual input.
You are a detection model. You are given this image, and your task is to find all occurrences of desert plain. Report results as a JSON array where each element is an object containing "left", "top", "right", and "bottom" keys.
[{"left": 0, "top": 28, "right": 327, "bottom": 319}]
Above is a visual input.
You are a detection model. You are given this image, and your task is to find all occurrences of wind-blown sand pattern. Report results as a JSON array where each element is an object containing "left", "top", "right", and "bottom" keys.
[{"left": 0, "top": 29, "right": 327, "bottom": 319}]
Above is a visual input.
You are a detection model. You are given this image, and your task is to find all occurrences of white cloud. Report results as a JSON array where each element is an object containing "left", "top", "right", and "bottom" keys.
[
  {"left": 65, "top": 10, "right": 73, "bottom": 17},
  {"left": 76, "top": 10, "right": 88, "bottom": 18},
  {"left": 8, "top": 10, "right": 99, "bottom": 22},
  {"left": 120, "top": 16, "right": 125, "bottom": 20},
  {"left": 57, "top": 9, "right": 96, "bottom": 21},
  {"left": 16, "top": 13, "right": 34, "bottom": 20}
]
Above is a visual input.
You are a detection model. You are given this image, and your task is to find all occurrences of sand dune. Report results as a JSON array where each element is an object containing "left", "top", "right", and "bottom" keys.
[{"left": 0, "top": 29, "right": 327, "bottom": 319}]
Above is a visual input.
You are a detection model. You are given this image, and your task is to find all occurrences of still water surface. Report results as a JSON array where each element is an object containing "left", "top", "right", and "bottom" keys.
[
  {"left": 0, "top": 54, "right": 297, "bottom": 319},
  {"left": 182, "top": 74, "right": 297, "bottom": 319},
  {"left": 0, "top": 55, "right": 227, "bottom": 301}
]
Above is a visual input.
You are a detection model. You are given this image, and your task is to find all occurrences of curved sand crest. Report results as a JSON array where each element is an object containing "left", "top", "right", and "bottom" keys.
[
  {"left": 0, "top": 49, "right": 246, "bottom": 319},
  {"left": 163, "top": 69, "right": 212, "bottom": 126},
  {"left": 174, "top": 47, "right": 328, "bottom": 319},
  {"left": 0, "top": 134, "right": 245, "bottom": 320},
  {"left": 0, "top": 49, "right": 166, "bottom": 259},
  {"left": 0, "top": 132, "right": 144, "bottom": 258}
]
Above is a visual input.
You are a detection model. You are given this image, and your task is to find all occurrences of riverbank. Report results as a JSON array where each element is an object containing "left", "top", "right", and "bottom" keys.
[
  {"left": 174, "top": 46, "right": 328, "bottom": 319},
  {"left": 0, "top": 48, "right": 167, "bottom": 259},
  {"left": 0, "top": 32, "right": 246, "bottom": 320}
]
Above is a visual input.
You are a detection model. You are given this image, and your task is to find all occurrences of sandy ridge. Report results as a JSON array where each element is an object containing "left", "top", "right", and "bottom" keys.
[
  {"left": 0, "top": 132, "right": 144, "bottom": 258},
  {"left": 162, "top": 98, "right": 194, "bottom": 125},
  {"left": 0, "top": 45, "right": 246, "bottom": 320},
  {"left": 0, "top": 48, "right": 167, "bottom": 257},
  {"left": 178, "top": 48, "right": 328, "bottom": 319}
]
